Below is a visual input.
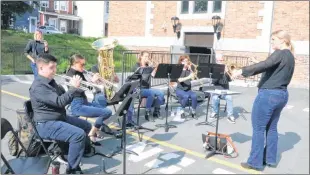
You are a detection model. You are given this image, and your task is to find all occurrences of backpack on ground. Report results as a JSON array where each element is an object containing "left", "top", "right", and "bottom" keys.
[
  {"left": 8, "top": 109, "right": 47, "bottom": 157},
  {"left": 202, "top": 132, "right": 239, "bottom": 158}
]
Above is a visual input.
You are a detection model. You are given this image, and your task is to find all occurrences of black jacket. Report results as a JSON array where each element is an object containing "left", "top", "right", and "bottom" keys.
[
  {"left": 212, "top": 72, "right": 232, "bottom": 90},
  {"left": 24, "top": 40, "right": 49, "bottom": 60},
  {"left": 242, "top": 49, "right": 295, "bottom": 89},
  {"left": 29, "top": 75, "right": 84, "bottom": 122}
]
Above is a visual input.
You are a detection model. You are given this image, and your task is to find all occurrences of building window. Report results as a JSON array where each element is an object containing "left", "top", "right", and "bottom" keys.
[
  {"left": 194, "top": 0, "right": 208, "bottom": 13},
  {"left": 213, "top": 1, "right": 222, "bottom": 13},
  {"left": 54, "top": 1, "right": 67, "bottom": 11},
  {"left": 60, "top": 1, "right": 68, "bottom": 11},
  {"left": 54, "top": 1, "right": 58, "bottom": 10},
  {"left": 40, "top": 1, "right": 49, "bottom": 8},
  {"left": 178, "top": 1, "right": 225, "bottom": 19},
  {"left": 181, "top": 1, "right": 189, "bottom": 14},
  {"left": 106, "top": 1, "right": 109, "bottom": 14}
]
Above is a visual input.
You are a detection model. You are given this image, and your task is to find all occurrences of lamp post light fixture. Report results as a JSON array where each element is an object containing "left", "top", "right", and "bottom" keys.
[
  {"left": 171, "top": 16, "right": 181, "bottom": 39},
  {"left": 212, "top": 15, "right": 223, "bottom": 40}
]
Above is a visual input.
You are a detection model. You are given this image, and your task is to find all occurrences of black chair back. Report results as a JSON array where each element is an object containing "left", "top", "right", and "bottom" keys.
[
  {"left": 1, "top": 118, "right": 14, "bottom": 140},
  {"left": 24, "top": 100, "right": 34, "bottom": 122}
]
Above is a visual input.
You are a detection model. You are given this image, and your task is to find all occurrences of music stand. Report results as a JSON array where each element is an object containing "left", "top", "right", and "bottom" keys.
[
  {"left": 195, "top": 64, "right": 224, "bottom": 127},
  {"left": 111, "top": 83, "right": 140, "bottom": 175},
  {"left": 154, "top": 64, "right": 183, "bottom": 132}
]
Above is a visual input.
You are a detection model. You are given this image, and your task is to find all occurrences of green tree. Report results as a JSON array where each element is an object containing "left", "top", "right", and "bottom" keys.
[{"left": 1, "top": 1, "right": 39, "bottom": 29}]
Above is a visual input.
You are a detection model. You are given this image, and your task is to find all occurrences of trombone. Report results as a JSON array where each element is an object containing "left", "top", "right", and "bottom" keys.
[{"left": 55, "top": 74, "right": 104, "bottom": 93}]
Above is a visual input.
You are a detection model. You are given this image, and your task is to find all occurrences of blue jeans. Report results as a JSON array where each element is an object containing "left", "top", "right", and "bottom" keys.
[
  {"left": 30, "top": 62, "right": 38, "bottom": 78},
  {"left": 247, "top": 89, "right": 288, "bottom": 169},
  {"left": 36, "top": 116, "right": 92, "bottom": 170},
  {"left": 175, "top": 89, "right": 197, "bottom": 109},
  {"left": 70, "top": 93, "right": 112, "bottom": 129},
  {"left": 127, "top": 88, "right": 165, "bottom": 122},
  {"left": 211, "top": 94, "right": 233, "bottom": 116}
]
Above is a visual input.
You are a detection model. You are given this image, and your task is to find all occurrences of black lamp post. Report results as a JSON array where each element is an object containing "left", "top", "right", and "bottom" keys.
[
  {"left": 171, "top": 16, "right": 181, "bottom": 39},
  {"left": 212, "top": 15, "right": 223, "bottom": 40}
]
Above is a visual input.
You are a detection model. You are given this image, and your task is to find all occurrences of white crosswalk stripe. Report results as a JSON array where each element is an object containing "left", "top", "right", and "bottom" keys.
[
  {"left": 212, "top": 168, "right": 235, "bottom": 174},
  {"left": 285, "top": 105, "right": 294, "bottom": 109}
]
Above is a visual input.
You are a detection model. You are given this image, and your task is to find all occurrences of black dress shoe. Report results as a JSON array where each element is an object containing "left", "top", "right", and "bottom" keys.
[
  {"left": 100, "top": 124, "right": 113, "bottom": 135},
  {"left": 145, "top": 111, "right": 151, "bottom": 121},
  {"left": 240, "top": 162, "right": 261, "bottom": 171},
  {"left": 66, "top": 166, "right": 84, "bottom": 174},
  {"left": 263, "top": 162, "right": 277, "bottom": 168}
]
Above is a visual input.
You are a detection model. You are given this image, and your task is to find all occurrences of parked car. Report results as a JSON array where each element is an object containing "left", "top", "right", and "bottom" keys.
[{"left": 38, "top": 26, "right": 63, "bottom": 34}]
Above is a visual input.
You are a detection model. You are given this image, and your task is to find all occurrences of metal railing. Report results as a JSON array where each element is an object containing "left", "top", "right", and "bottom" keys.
[
  {"left": 121, "top": 52, "right": 216, "bottom": 86},
  {"left": 1, "top": 45, "right": 261, "bottom": 87}
]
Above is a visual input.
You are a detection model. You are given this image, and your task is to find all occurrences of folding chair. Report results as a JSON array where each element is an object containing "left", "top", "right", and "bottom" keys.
[
  {"left": 1, "top": 118, "right": 51, "bottom": 174},
  {"left": 169, "top": 85, "right": 208, "bottom": 119},
  {"left": 24, "top": 100, "right": 65, "bottom": 164}
]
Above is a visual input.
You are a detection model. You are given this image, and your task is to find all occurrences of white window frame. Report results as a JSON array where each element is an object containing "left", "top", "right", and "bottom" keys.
[
  {"left": 177, "top": 1, "right": 226, "bottom": 19},
  {"left": 54, "top": 1, "right": 68, "bottom": 11},
  {"left": 40, "top": 1, "right": 49, "bottom": 8},
  {"left": 60, "top": 1, "right": 68, "bottom": 11}
]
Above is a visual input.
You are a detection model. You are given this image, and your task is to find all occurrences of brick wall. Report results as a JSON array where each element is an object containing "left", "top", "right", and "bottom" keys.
[
  {"left": 273, "top": 1, "right": 309, "bottom": 41},
  {"left": 108, "top": 1, "right": 146, "bottom": 36},
  {"left": 223, "top": 1, "right": 263, "bottom": 39},
  {"left": 151, "top": 1, "right": 176, "bottom": 37}
]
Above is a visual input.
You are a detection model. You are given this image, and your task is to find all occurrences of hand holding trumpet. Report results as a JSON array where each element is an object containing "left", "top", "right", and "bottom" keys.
[{"left": 70, "top": 75, "right": 82, "bottom": 88}]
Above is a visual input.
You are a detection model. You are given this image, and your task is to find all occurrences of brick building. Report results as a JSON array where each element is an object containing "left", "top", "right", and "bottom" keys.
[{"left": 107, "top": 1, "right": 309, "bottom": 88}]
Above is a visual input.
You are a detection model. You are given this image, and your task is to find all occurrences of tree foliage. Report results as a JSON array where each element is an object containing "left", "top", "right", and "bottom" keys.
[{"left": 1, "top": 1, "right": 39, "bottom": 29}]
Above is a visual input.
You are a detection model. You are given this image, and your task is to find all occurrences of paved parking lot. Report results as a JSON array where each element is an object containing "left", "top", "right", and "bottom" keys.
[{"left": 1, "top": 75, "right": 309, "bottom": 174}]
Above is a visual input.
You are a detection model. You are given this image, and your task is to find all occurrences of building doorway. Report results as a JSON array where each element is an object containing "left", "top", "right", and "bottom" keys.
[{"left": 188, "top": 46, "right": 215, "bottom": 65}]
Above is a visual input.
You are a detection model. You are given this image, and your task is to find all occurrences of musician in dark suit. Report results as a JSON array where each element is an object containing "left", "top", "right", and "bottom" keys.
[{"left": 30, "top": 53, "right": 90, "bottom": 174}]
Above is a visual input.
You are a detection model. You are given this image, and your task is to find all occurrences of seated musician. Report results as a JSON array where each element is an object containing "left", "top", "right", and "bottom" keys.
[
  {"left": 173, "top": 55, "right": 198, "bottom": 118},
  {"left": 126, "top": 51, "right": 165, "bottom": 123},
  {"left": 66, "top": 54, "right": 113, "bottom": 144},
  {"left": 30, "top": 53, "right": 91, "bottom": 174},
  {"left": 210, "top": 57, "right": 235, "bottom": 124}
]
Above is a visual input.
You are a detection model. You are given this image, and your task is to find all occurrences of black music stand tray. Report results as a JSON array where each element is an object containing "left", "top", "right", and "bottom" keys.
[
  {"left": 195, "top": 64, "right": 224, "bottom": 127},
  {"left": 110, "top": 83, "right": 140, "bottom": 174},
  {"left": 154, "top": 64, "right": 183, "bottom": 132}
]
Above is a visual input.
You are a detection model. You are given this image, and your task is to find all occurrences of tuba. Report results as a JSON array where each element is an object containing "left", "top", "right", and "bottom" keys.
[{"left": 91, "top": 38, "right": 118, "bottom": 100}]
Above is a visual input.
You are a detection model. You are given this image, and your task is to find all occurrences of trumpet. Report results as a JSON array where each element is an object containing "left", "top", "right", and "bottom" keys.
[
  {"left": 146, "top": 57, "right": 160, "bottom": 67},
  {"left": 225, "top": 63, "right": 242, "bottom": 80},
  {"left": 83, "top": 70, "right": 118, "bottom": 90},
  {"left": 55, "top": 74, "right": 104, "bottom": 93},
  {"left": 178, "top": 61, "right": 199, "bottom": 83}
]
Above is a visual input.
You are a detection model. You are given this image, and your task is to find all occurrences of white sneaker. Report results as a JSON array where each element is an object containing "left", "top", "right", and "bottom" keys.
[
  {"left": 209, "top": 112, "right": 217, "bottom": 119},
  {"left": 227, "top": 116, "right": 236, "bottom": 124}
]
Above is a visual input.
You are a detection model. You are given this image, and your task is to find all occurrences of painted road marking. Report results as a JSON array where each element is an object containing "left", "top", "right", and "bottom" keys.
[
  {"left": 285, "top": 105, "right": 294, "bottom": 109},
  {"left": 212, "top": 168, "right": 236, "bottom": 174},
  {"left": 127, "top": 142, "right": 163, "bottom": 162},
  {"left": 144, "top": 152, "right": 195, "bottom": 174},
  {"left": 159, "top": 165, "right": 181, "bottom": 174},
  {"left": 303, "top": 108, "right": 309, "bottom": 112},
  {"left": 0, "top": 90, "right": 263, "bottom": 174}
]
